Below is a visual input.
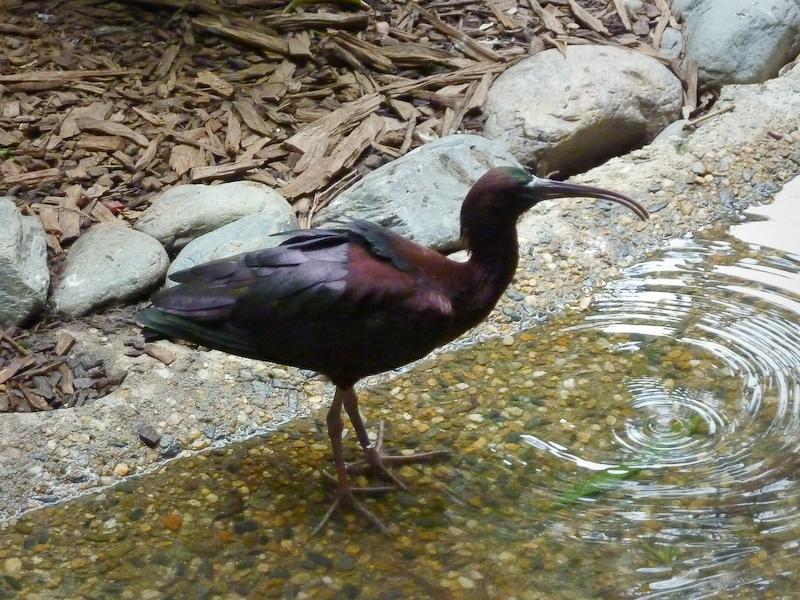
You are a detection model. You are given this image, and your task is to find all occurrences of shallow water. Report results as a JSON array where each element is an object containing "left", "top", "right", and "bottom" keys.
[{"left": 2, "top": 179, "right": 800, "bottom": 599}]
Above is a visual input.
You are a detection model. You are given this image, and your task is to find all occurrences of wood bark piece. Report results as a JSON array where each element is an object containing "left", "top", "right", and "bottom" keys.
[
  {"left": 189, "top": 159, "right": 264, "bottom": 182},
  {"left": 55, "top": 331, "right": 76, "bottom": 356},
  {"left": 0, "top": 69, "right": 131, "bottom": 84},
  {"left": 37, "top": 205, "right": 62, "bottom": 236},
  {"left": 0, "top": 355, "right": 36, "bottom": 385},
  {"left": 234, "top": 100, "right": 274, "bottom": 137},
  {"left": 262, "top": 12, "right": 369, "bottom": 31},
  {"left": 281, "top": 112, "right": 383, "bottom": 198},
  {"left": 653, "top": 0, "right": 679, "bottom": 28},
  {"left": 683, "top": 59, "right": 699, "bottom": 119},
  {"left": 567, "top": 0, "right": 610, "bottom": 35},
  {"left": 380, "top": 62, "right": 504, "bottom": 97},
  {"left": 326, "top": 112, "right": 384, "bottom": 175},
  {"left": 379, "top": 42, "right": 458, "bottom": 67},
  {"left": 239, "top": 136, "right": 272, "bottom": 161},
  {"left": 124, "top": 0, "right": 220, "bottom": 14},
  {"left": 76, "top": 135, "right": 126, "bottom": 152},
  {"left": 60, "top": 102, "right": 112, "bottom": 138},
  {"left": 0, "top": 23, "right": 39, "bottom": 36},
  {"left": 225, "top": 111, "right": 242, "bottom": 155},
  {"left": 292, "top": 133, "right": 332, "bottom": 174},
  {"left": 527, "top": 0, "right": 565, "bottom": 35},
  {"left": 466, "top": 72, "right": 493, "bottom": 113},
  {"left": 414, "top": 4, "right": 503, "bottom": 62},
  {"left": 486, "top": 0, "right": 516, "bottom": 29},
  {"left": 134, "top": 135, "right": 162, "bottom": 171},
  {"left": 611, "top": 0, "right": 633, "bottom": 31},
  {"left": 169, "top": 144, "right": 207, "bottom": 176},
  {"left": 193, "top": 16, "right": 291, "bottom": 55},
  {"left": 74, "top": 117, "right": 150, "bottom": 147},
  {"left": 154, "top": 44, "right": 180, "bottom": 80},
  {"left": 287, "top": 33, "right": 312, "bottom": 58},
  {"left": 195, "top": 69, "right": 234, "bottom": 97},
  {"left": 225, "top": 63, "right": 277, "bottom": 82},
  {"left": 261, "top": 60, "right": 296, "bottom": 100},
  {"left": 333, "top": 33, "right": 395, "bottom": 73},
  {"left": 60, "top": 186, "right": 83, "bottom": 244},
  {"left": 283, "top": 93, "right": 383, "bottom": 154},
  {"left": 90, "top": 201, "right": 125, "bottom": 225},
  {"left": 4, "top": 168, "right": 61, "bottom": 186},
  {"left": 58, "top": 363, "right": 74, "bottom": 395},
  {"left": 652, "top": 11, "right": 670, "bottom": 50}
]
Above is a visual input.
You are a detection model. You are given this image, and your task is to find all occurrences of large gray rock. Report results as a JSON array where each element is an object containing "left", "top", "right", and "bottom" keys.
[
  {"left": 134, "top": 181, "right": 292, "bottom": 253},
  {"left": 314, "top": 134, "right": 522, "bottom": 250},
  {"left": 53, "top": 224, "right": 169, "bottom": 317},
  {"left": 166, "top": 210, "right": 299, "bottom": 285},
  {"left": 483, "top": 45, "right": 683, "bottom": 176},
  {"left": 672, "top": 0, "right": 800, "bottom": 86},
  {"left": 0, "top": 198, "right": 49, "bottom": 326}
]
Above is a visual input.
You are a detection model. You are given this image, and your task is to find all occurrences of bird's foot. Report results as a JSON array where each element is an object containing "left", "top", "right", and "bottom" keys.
[
  {"left": 312, "top": 486, "right": 389, "bottom": 535},
  {"left": 321, "top": 471, "right": 395, "bottom": 495},
  {"left": 349, "top": 421, "right": 449, "bottom": 489}
]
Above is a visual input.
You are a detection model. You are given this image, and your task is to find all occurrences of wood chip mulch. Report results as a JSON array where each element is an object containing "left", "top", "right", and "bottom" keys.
[{"left": 0, "top": 0, "right": 704, "bottom": 412}]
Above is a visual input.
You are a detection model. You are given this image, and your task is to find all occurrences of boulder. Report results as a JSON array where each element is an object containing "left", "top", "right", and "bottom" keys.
[
  {"left": 166, "top": 210, "right": 299, "bottom": 285},
  {"left": 0, "top": 198, "right": 49, "bottom": 326},
  {"left": 53, "top": 224, "right": 169, "bottom": 317},
  {"left": 672, "top": 0, "right": 800, "bottom": 86},
  {"left": 314, "top": 134, "right": 522, "bottom": 250},
  {"left": 134, "top": 181, "right": 293, "bottom": 253},
  {"left": 483, "top": 45, "right": 683, "bottom": 175}
]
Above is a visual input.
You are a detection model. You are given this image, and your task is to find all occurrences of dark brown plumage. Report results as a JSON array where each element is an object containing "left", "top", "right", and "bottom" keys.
[{"left": 138, "top": 166, "right": 648, "bottom": 532}]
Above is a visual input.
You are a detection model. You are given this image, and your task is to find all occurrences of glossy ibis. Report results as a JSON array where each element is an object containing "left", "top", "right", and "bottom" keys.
[{"left": 137, "top": 166, "right": 648, "bottom": 532}]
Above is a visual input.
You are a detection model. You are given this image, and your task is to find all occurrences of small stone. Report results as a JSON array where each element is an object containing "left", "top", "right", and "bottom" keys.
[
  {"left": 457, "top": 576, "right": 475, "bottom": 590},
  {"left": 137, "top": 425, "right": 161, "bottom": 448},
  {"left": 160, "top": 514, "right": 183, "bottom": 531},
  {"left": 691, "top": 161, "right": 707, "bottom": 175},
  {"left": 4, "top": 557, "right": 22, "bottom": 574},
  {"left": 113, "top": 463, "right": 130, "bottom": 477},
  {"left": 290, "top": 572, "right": 311, "bottom": 585},
  {"left": 501, "top": 335, "right": 514, "bottom": 346}
]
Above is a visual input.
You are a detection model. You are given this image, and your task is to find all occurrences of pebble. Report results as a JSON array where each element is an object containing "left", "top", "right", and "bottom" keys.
[
  {"left": 160, "top": 514, "right": 183, "bottom": 531},
  {"left": 137, "top": 425, "right": 161, "bottom": 448},
  {"left": 691, "top": 161, "right": 707, "bottom": 175},
  {"left": 113, "top": 463, "right": 130, "bottom": 477},
  {"left": 4, "top": 557, "right": 22, "bottom": 574},
  {"left": 458, "top": 576, "right": 475, "bottom": 590}
]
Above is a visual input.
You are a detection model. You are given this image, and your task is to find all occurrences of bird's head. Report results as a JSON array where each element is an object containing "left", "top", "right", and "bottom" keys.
[
  {"left": 466, "top": 166, "right": 649, "bottom": 221},
  {"left": 459, "top": 166, "right": 648, "bottom": 255}
]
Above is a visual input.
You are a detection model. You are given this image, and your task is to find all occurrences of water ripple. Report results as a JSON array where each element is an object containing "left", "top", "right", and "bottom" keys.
[{"left": 517, "top": 177, "right": 800, "bottom": 598}]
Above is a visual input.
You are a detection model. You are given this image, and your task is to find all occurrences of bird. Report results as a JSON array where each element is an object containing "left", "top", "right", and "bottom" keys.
[{"left": 137, "top": 166, "right": 648, "bottom": 533}]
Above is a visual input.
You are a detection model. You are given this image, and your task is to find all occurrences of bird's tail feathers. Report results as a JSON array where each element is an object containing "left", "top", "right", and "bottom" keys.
[{"left": 136, "top": 308, "right": 260, "bottom": 357}]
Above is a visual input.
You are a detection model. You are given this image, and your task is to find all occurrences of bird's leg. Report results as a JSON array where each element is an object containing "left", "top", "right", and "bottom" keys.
[
  {"left": 341, "top": 388, "right": 448, "bottom": 487},
  {"left": 313, "top": 387, "right": 389, "bottom": 535}
]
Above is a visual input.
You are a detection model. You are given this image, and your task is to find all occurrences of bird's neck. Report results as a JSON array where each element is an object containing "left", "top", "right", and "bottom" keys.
[{"left": 460, "top": 221, "right": 520, "bottom": 315}]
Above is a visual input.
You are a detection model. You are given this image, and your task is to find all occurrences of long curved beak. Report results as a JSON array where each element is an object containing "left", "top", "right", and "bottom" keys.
[{"left": 526, "top": 176, "right": 649, "bottom": 221}]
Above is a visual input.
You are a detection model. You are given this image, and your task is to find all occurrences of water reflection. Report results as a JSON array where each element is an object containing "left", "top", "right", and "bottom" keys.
[{"left": 2, "top": 179, "right": 800, "bottom": 599}]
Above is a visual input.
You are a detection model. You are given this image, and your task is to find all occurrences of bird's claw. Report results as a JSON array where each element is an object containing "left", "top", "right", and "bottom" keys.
[
  {"left": 312, "top": 487, "right": 389, "bottom": 535},
  {"left": 321, "top": 471, "right": 395, "bottom": 495},
  {"left": 348, "top": 421, "right": 450, "bottom": 489}
]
